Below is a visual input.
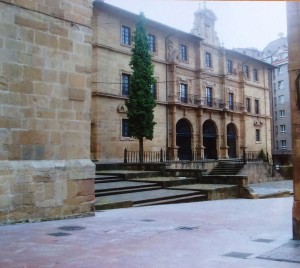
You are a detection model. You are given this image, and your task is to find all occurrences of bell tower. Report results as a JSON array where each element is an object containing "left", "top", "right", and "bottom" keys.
[{"left": 191, "top": 2, "right": 220, "bottom": 46}]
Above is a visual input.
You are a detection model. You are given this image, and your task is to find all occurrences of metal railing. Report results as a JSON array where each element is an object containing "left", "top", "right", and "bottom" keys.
[{"left": 173, "top": 94, "right": 243, "bottom": 111}]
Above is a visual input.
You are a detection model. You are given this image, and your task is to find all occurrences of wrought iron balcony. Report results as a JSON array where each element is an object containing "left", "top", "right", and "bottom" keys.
[{"left": 172, "top": 94, "right": 243, "bottom": 112}]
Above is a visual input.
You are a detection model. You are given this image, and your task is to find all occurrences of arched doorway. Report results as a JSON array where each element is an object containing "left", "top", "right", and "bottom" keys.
[
  {"left": 227, "top": 123, "right": 237, "bottom": 158},
  {"left": 203, "top": 120, "right": 217, "bottom": 159},
  {"left": 176, "top": 119, "right": 192, "bottom": 160}
]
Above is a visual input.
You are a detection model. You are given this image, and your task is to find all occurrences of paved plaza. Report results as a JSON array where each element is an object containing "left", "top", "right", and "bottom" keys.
[{"left": 0, "top": 195, "right": 299, "bottom": 268}]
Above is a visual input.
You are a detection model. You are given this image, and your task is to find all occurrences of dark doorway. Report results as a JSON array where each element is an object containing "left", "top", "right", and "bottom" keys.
[
  {"left": 203, "top": 120, "right": 217, "bottom": 159},
  {"left": 227, "top": 123, "right": 237, "bottom": 158},
  {"left": 176, "top": 119, "right": 192, "bottom": 160}
]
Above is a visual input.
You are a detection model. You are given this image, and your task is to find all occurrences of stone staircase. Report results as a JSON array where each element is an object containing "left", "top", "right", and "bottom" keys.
[
  {"left": 94, "top": 170, "right": 207, "bottom": 210},
  {"left": 209, "top": 160, "right": 244, "bottom": 175}
]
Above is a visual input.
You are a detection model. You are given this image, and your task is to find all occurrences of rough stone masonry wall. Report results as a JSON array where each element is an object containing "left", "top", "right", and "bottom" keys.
[{"left": 0, "top": 0, "right": 95, "bottom": 224}]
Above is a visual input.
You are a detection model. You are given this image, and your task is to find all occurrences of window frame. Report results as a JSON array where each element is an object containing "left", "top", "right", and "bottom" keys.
[
  {"left": 121, "top": 73, "right": 130, "bottom": 96},
  {"left": 280, "top": 110, "right": 285, "bottom": 119},
  {"left": 280, "top": 124, "right": 286, "bottom": 134},
  {"left": 278, "top": 95, "right": 285, "bottom": 104},
  {"left": 255, "top": 129, "right": 261, "bottom": 142},
  {"left": 254, "top": 99, "right": 260, "bottom": 114},
  {"left": 206, "top": 86, "right": 213, "bottom": 107},
  {"left": 228, "top": 93, "right": 234, "bottom": 110},
  {"left": 244, "top": 65, "right": 250, "bottom": 79},
  {"left": 148, "top": 34, "right": 156, "bottom": 53},
  {"left": 205, "top": 52, "right": 212, "bottom": 68},
  {"left": 180, "top": 44, "right": 188, "bottom": 61},
  {"left": 227, "top": 59, "right": 233, "bottom": 74},
  {"left": 122, "top": 119, "right": 130, "bottom": 138},
  {"left": 121, "top": 25, "right": 131, "bottom": 46},
  {"left": 253, "top": 68, "right": 258, "bottom": 81},
  {"left": 280, "top": 140, "right": 287, "bottom": 149},
  {"left": 180, "top": 83, "right": 188, "bottom": 103},
  {"left": 246, "top": 97, "right": 251, "bottom": 112},
  {"left": 151, "top": 81, "right": 157, "bottom": 100}
]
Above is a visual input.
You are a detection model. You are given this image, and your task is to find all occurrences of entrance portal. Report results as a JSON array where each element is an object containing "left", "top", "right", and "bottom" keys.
[
  {"left": 203, "top": 120, "right": 217, "bottom": 159},
  {"left": 227, "top": 123, "right": 237, "bottom": 158},
  {"left": 176, "top": 119, "right": 192, "bottom": 160}
]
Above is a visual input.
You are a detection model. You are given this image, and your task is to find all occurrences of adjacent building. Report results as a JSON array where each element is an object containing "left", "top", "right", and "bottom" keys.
[
  {"left": 264, "top": 37, "right": 292, "bottom": 164},
  {"left": 92, "top": 1, "right": 274, "bottom": 162}
]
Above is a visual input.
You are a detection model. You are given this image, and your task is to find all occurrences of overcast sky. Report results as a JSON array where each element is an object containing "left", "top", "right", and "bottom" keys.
[{"left": 105, "top": 0, "right": 287, "bottom": 51}]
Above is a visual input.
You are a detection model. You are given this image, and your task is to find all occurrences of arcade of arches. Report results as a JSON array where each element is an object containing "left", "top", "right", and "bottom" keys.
[{"left": 175, "top": 118, "right": 239, "bottom": 161}]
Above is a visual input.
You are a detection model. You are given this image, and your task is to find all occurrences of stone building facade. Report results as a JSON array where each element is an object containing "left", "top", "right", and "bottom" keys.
[
  {"left": 92, "top": 2, "right": 274, "bottom": 162},
  {"left": 0, "top": 0, "right": 95, "bottom": 223}
]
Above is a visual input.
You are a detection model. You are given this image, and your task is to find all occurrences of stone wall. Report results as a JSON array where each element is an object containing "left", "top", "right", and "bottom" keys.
[{"left": 0, "top": 0, "right": 95, "bottom": 224}]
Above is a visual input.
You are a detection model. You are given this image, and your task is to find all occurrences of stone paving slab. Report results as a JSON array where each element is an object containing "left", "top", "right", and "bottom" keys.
[
  {"left": 0, "top": 197, "right": 298, "bottom": 268},
  {"left": 169, "top": 183, "right": 237, "bottom": 190}
]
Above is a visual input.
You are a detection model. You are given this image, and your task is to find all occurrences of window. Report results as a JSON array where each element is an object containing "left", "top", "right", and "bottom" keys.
[
  {"left": 274, "top": 97, "right": 277, "bottom": 106},
  {"left": 228, "top": 93, "right": 234, "bottom": 110},
  {"left": 275, "top": 126, "right": 278, "bottom": 135},
  {"left": 244, "top": 65, "right": 249, "bottom": 79},
  {"left": 280, "top": 125, "right": 286, "bottom": 134},
  {"left": 205, "top": 52, "right": 212, "bottom": 68},
  {"left": 122, "top": 73, "right": 130, "bottom": 95},
  {"left": 253, "top": 68, "right": 258, "bottom": 81},
  {"left": 277, "top": 66, "right": 282, "bottom": 75},
  {"left": 276, "top": 141, "right": 278, "bottom": 150},
  {"left": 180, "top": 44, "right": 187, "bottom": 61},
  {"left": 278, "top": 80, "right": 284, "bottom": 90},
  {"left": 206, "top": 87, "right": 213, "bottom": 107},
  {"left": 281, "top": 140, "right": 287, "bottom": 149},
  {"left": 227, "top": 59, "right": 233, "bottom": 74},
  {"left": 254, "top": 99, "right": 259, "bottom": 114},
  {"left": 275, "top": 111, "right": 278, "bottom": 120},
  {"left": 255, "top": 129, "right": 260, "bottom": 142},
  {"left": 278, "top": 95, "right": 285, "bottom": 104},
  {"left": 273, "top": 82, "right": 276, "bottom": 91},
  {"left": 246, "top": 97, "right": 251, "bottom": 112},
  {"left": 151, "top": 82, "right": 157, "bottom": 99},
  {"left": 122, "top": 119, "right": 130, "bottom": 137},
  {"left": 148, "top": 34, "right": 156, "bottom": 52},
  {"left": 280, "top": 110, "right": 285, "bottom": 118},
  {"left": 180, "top": 83, "right": 187, "bottom": 103},
  {"left": 121, "top": 25, "right": 131, "bottom": 45}
]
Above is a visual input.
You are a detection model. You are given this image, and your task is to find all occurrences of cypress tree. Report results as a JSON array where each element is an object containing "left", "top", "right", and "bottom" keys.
[{"left": 126, "top": 13, "right": 156, "bottom": 163}]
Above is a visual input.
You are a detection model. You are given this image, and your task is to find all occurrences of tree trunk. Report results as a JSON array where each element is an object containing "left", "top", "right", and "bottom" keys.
[{"left": 139, "top": 137, "right": 144, "bottom": 163}]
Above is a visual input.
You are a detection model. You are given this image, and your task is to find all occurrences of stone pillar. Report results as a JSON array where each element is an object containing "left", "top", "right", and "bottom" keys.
[
  {"left": 0, "top": 1, "right": 95, "bottom": 224},
  {"left": 197, "top": 109, "right": 204, "bottom": 159},
  {"left": 169, "top": 106, "right": 178, "bottom": 160},
  {"left": 220, "top": 112, "right": 228, "bottom": 158},
  {"left": 287, "top": 2, "right": 300, "bottom": 240}
]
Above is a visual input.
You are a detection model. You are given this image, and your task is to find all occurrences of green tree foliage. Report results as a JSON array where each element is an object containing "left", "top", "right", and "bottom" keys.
[{"left": 126, "top": 13, "right": 156, "bottom": 163}]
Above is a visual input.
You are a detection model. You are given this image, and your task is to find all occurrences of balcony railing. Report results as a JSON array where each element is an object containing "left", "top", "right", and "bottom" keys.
[{"left": 172, "top": 94, "right": 243, "bottom": 111}]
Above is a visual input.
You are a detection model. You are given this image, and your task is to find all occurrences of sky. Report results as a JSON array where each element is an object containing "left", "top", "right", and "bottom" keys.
[{"left": 105, "top": 0, "right": 287, "bottom": 51}]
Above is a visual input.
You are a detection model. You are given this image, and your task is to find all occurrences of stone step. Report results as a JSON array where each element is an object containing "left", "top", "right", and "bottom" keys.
[
  {"left": 96, "top": 186, "right": 162, "bottom": 196},
  {"left": 128, "top": 176, "right": 199, "bottom": 187},
  {"left": 94, "top": 175, "right": 123, "bottom": 183},
  {"left": 134, "top": 193, "right": 206, "bottom": 207},
  {"left": 95, "top": 170, "right": 162, "bottom": 179},
  {"left": 95, "top": 189, "right": 207, "bottom": 210},
  {"left": 168, "top": 184, "right": 239, "bottom": 200}
]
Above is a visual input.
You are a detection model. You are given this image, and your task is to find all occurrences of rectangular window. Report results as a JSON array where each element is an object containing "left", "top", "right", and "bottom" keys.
[
  {"left": 280, "top": 125, "right": 286, "bottom": 134},
  {"left": 121, "top": 25, "right": 131, "bottom": 45},
  {"left": 122, "top": 119, "right": 130, "bottom": 137},
  {"left": 180, "top": 83, "right": 187, "bottom": 103},
  {"left": 148, "top": 34, "right": 156, "bottom": 52},
  {"left": 229, "top": 93, "right": 234, "bottom": 110},
  {"left": 278, "top": 95, "right": 285, "bottom": 104},
  {"left": 151, "top": 82, "right": 157, "bottom": 100},
  {"left": 275, "top": 126, "right": 278, "bottom": 135},
  {"left": 180, "top": 44, "right": 187, "bottom": 61},
  {"left": 254, "top": 99, "right": 259, "bottom": 114},
  {"left": 206, "top": 52, "right": 212, "bottom": 68},
  {"left": 274, "top": 97, "right": 277, "bottom": 106},
  {"left": 275, "top": 111, "right": 278, "bottom": 120},
  {"left": 244, "top": 65, "right": 249, "bottom": 79},
  {"left": 256, "top": 129, "right": 260, "bottom": 142},
  {"left": 276, "top": 141, "right": 278, "bottom": 150},
  {"left": 246, "top": 97, "right": 251, "bottom": 112},
  {"left": 278, "top": 66, "right": 282, "bottom": 75},
  {"left": 280, "top": 110, "right": 285, "bottom": 118},
  {"left": 278, "top": 80, "right": 284, "bottom": 90},
  {"left": 281, "top": 140, "right": 287, "bottom": 149},
  {"left": 206, "top": 87, "right": 213, "bottom": 107},
  {"left": 122, "top": 73, "right": 130, "bottom": 95},
  {"left": 227, "top": 59, "right": 233, "bottom": 74},
  {"left": 253, "top": 68, "right": 258, "bottom": 81}
]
